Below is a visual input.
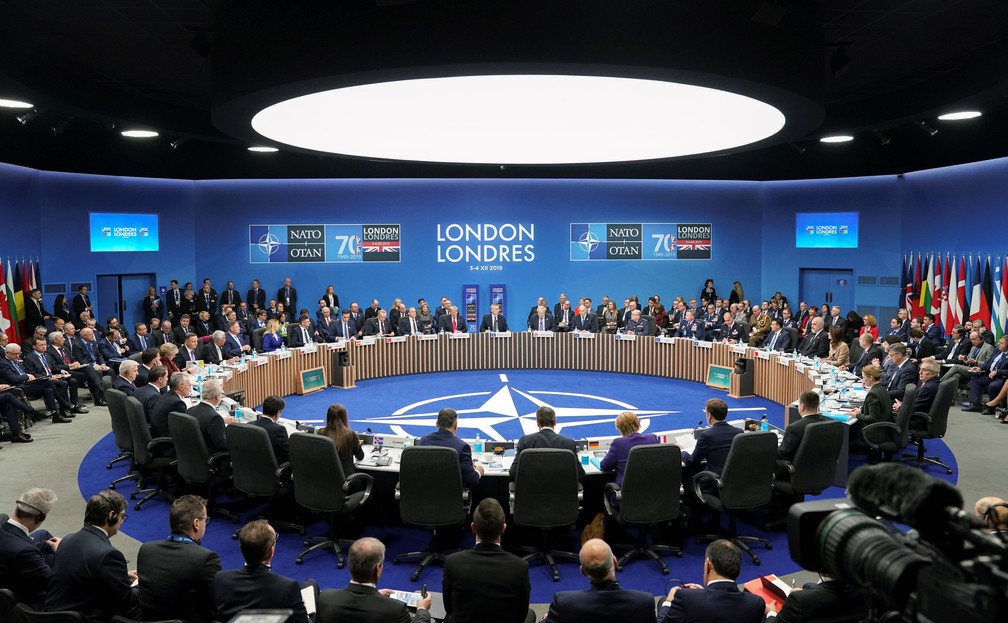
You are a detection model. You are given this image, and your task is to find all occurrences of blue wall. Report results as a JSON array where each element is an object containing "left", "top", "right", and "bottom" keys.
[{"left": 3, "top": 155, "right": 1007, "bottom": 325}]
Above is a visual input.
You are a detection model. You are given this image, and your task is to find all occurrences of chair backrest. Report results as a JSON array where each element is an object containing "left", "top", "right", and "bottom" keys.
[
  {"left": 717, "top": 432, "right": 778, "bottom": 510},
  {"left": 125, "top": 395, "right": 155, "bottom": 465},
  {"left": 784, "top": 327, "right": 799, "bottom": 353},
  {"left": 616, "top": 444, "right": 682, "bottom": 524},
  {"left": 226, "top": 422, "right": 281, "bottom": 497},
  {"left": 923, "top": 378, "right": 956, "bottom": 438},
  {"left": 104, "top": 388, "right": 133, "bottom": 453},
  {"left": 398, "top": 446, "right": 467, "bottom": 526},
  {"left": 14, "top": 602, "right": 86, "bottom": 623},
  {"left": 101, "top": 375, "right": 113, "bottom": 391},
  {"left": 288, "top": 433, "right": 349, "bottom": 513},
  {"left": 643, "top": 315, "right": 657, "bottom": 336},
  {"left": 111, "top": 616, "right": 185, "bottom": 623},
  {"left": 128, "top": 352, "right": 143, "bottom": 363},
  {"left": 788, "top": 421, "right": 846, "bottom": 494},
  {"left": 168, "top": 411, "right": 212, "bottom": 483},
  {"left": 891, "top": 383, "right": 917, "bottom": 450},
  {"left": 251, "top": 327, "right": 266, "bottom": 351},
  {"left": 512, "top": 449, "right": 580, "bottom": 527},
  {"left": 0, "top": 588, "right": 18, "bottom": 623}
]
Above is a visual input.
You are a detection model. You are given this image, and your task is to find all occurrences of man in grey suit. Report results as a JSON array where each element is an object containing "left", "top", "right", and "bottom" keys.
[
  {"left": 318, "top": 537, "right": 432, "bottom": 623},
  {"left": 509, "top": 406, "right": 585, "bottom": 481},
  {"left": 137, "top": 495, "right": 221, "bottom": 623}
]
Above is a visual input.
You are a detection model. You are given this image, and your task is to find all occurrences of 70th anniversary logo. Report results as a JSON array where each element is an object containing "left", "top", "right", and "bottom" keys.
[
  {"left": 570, "top": 223, "right": 712, "bottom": 261},
  {"left": 249, "top": 224, "right": 400, "bottom": 264}
]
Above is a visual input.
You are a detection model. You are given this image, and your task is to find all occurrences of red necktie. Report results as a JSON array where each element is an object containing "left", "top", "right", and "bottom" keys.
[{"left": 452, "top": 317, "right": 457, "bottom": 332}]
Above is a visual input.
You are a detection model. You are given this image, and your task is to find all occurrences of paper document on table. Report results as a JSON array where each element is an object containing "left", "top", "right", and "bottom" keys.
[
  {"left": 302, "top": 585, "right": 317, "bottom": 615},
  {"left": 675, "top": 434, "right": 697, "bottom": 455}
]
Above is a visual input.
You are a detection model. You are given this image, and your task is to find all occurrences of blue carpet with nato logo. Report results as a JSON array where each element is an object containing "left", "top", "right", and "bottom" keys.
[{"left": 78, "top": 370, "right": 958, "bottom": 603}]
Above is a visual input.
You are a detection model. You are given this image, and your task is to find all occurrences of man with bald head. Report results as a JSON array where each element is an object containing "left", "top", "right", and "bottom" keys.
[
  {"left": 798, "top": 317, "right": 830, "bottom": 358},
  {"left": 543, "top": 538, "right": 656, "bottom": 623},
  {"left": 975, "top": 496, "right": 1008, "bottom": 532}
]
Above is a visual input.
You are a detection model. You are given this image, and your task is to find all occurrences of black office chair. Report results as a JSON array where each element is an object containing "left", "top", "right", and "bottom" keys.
[
  {"left": 604, "top": 444, "right": 683, "bottom": 574},
  {"left": 226, "top": 422, "right": 304, "bottom": 538},
  {"left": 111, "top": 617, "right": 184, "bottom": 623},
  {"left": 642, "top": 315, "right": 657, "bottom": 337},
  {"left": 784, "top": 327, "right": 800, "bottom": 353},
  {"left": 509, "top": 449, "right": 582, "bottom": 582},
  {"left": 128, "top": 352, "right": 143, "bottom": 363},
  {"left": 101, "top": 375, "right": 113, "bottom": 392},
  {"left": 251, "top": 327, "right": 266, "bottom": 352},
  {"left": 694, "top": 431, "right": 778, "bottom": 565},
  {"left": 103, "top": 388, "right": 140, "bottom": 490},
  {"left": 167, "top": 411, "right": 238, "bottom": 522},
  {"left": 289, "top": 433, "right": 373, "bottom": 568},
  {"left": 903, "top": 378, "right": 956, "bottom": 474},
  {"left": 124, "top": 395, "right": 175, "bottom": 511},
  {"left": 0, "top": 589, "right": 18, "bottom": 623},
  {"left": 766, "top": 420, "right": 846, "bottom": 530},
  {"left": 13, "top": 603, "right": 85, "bottom": 623},
  {"left": 861, "top": 383, "right": 915, "bottom": 461},
  {"left": 394, "top": 446, "right": 471, "bottom": 581}
]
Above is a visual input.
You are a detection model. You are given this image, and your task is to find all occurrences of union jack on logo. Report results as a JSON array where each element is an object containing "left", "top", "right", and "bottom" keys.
[
  {"left": 676, "top": 240, "right": 711, "bottom": 251},
  {"left": 362, "top": 241, "right": 400, "bottom": 252}
]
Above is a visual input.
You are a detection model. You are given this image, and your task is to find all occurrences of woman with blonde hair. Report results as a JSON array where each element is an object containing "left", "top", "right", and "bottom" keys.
[
  {"left": 262, "top": 318, "right": 283, "bottom": 352},
  {"left": 599, "top": 411, "right": 659, "bottom": 488},
  {"left": 159, "top": 341, "right": 180, "bottom": 376},
  {"left": 860, "top": 314, "right": 879, "bottom": 341}
]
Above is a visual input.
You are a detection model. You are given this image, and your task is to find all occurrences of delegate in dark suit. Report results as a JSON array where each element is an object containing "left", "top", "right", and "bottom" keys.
[
  {"left": 912, "top": 377, "right": 940, "bottom": 415},
  {"left": 188, "top": 402, "right": 229, "bottom": 452},
  {"left": 443, "top": 543, "right": 531, "bottom": 623},
  {"left": 0, "top": 521, "right": 53, "bottom": 609},
  {"left": 195, "top": 289, "right": 218, "bottom": 314},
  {"left": 799, "top": 330, "right": 829, "bottom": 358},
  {"left": 850, "top": 383, "right": 894, "bottom": 449},
  {"left": 682, "top": 421, "right": 742, "bottom": 496},
  {"left": 883, "top": 359, "right": 918, "bottom": 400},
  {"left": 417, "top": 428, "right": 481, "bottom": 488},
  {"left": 149, "top": 391, "right": 188, "bottom": 439},
  {"left": 544, "top": 580, "right": 656, "bottom": 623},
  {"left": 509, "top": 428, "right": 585, "bottom": 481},
  {"left": 135, "top": 383, "right": 163, "bottom": 419},
  {"left": 909, "top": 338, "right": 936, "bottom": 360},
  {"left": 127, "top": 332, "right": 154, "bottom": 353},
  {"left": 968, "top": 348, "right": 1008, "bottom": 405},
  {"left": 364, "top": 317, "right": 394, "bottom": 337},
  {"left": 766, "top": 580, "right": 870, "bottom": 623},
  {"left": 44, "top": 524, "right": 140, "bottom": 623},
  {"left": 72, "top": 292, "right": 93, "bottom": 320},
  {"left": 247, "top": 287, "right": 267, "bottom": 312},
  {"left": 528, "top": 314, "right": 554, "bottom": 331},
  {"left": 222, "top": 332, "right": 248, "bottom": 359},
  {"left": 137, "top": 538, "right": 221, "bottom": 623},
  {"left": 318, "top": 582, "right": 431, "bottom": 623},
  {"left": 761, "top": 329, "right": 790, "bottom": 351},
  {"left": 201, "top": 341, "right": 227, "bottom": 365},
  {"left": 571, "top": 313, "right": 598, "bottom": 333},
  {"left": 0, "top": 357, "right": 64, "bottom": 412},
  {"left": 849, "top": 345, "right": 883, "bottom": 376},
  {"left": 112, "top": 375, "right": 137, "bottom": 397},
  {"left": 438, "top": 314, "right": 468, "bottom": 333},
  {"left": 657, "top": 581, "right": 764, "bottom": 623},
  {"left": 479, "top": 313, "right": 510, "bottom": 332},
  {"left": 277, "top": 286, "right": 298, "bottom": 311},
  {"left": 23, "top": 348, "right": 79, "bottom": 404},
  {"left": 23, "top": 297, "right": 48, "bottom": 329},
  {"left": 251, "top": 415, "right": 291, "bottom": 463},
  {"left": 213, "top": 564, "right": 309, "bottom": 623}
]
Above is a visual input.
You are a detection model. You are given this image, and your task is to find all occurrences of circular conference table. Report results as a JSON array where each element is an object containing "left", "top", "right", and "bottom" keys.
[{"left": 220, "top": 332, "right": 815, "bottom": 414}]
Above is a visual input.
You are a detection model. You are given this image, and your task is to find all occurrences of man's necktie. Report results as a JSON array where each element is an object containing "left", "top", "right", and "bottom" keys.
[
  {"left": 303, "top": 328, "right": 310, "bottom": 344},
  {"left": 452, "top": 317, "right": 457, "bottom": 332},
  {"left": 140, "top": 335, "right": 147, "bottom": 349},
  {"left": 770, "top": 333, "right": 778, "bottom": 350},
  {"left": 492, "top": 316, "right": 497, "bottom": 332},
  {"left": 411, "top": 319, "right": 417, "bottom": 334},
  {"left": 343, "top": 322, "right": 349, "bottom": 337},
  {"left": 190, "top": 349, "right": 195, "bottom": 362},
  {"left": 378, "top": 321, "right": 384, "bottom": 335},
  {"left": 38, "top": 353, "right": 51, "bottom": 375},
  {"left": 216, "top": 345, "right": 223, "bottom": 360},
  {"left": 12, "top": 360, "right": 24, "bottom": 374},
  {"left": 59, "top": 348, "right": 69, "bottom": 364},
  {"left": 539, "top": 318, "right": 544, "bottom": 331},
  {"left": 86, "top": 342, "right": 95, "bottom": 362}
]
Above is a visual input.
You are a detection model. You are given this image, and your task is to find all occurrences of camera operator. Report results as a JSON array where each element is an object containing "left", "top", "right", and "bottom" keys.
[{"left": 764, "top": 575, "right": 869, "bottom": 623}]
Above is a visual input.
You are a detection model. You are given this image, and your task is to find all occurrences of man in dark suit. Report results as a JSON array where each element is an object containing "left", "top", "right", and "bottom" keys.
[
  {"left": 246, "top": 279, "right": 266, "bottom": 312},
  {"left": 45, "top": 491, "right": 141, "bottom": 622},
  {"left": 881, "top": 342, "right": 917, "bottom": 401},
  {"left": 936, "top": 325, "right": 969, "bottom": 362},
  {"left": 849, "top": 333, "right": 883, "bottom": 377},
  {"left": 247, "top": 309, "right": 269, "bottom": 336},
  {"left": 220, "top": 281, "right": 241, "bottom": 308},
  {"left": 0, "top": 343, "right": 73, "bottom": 421},
  {"left": 922, "top": 313, "right": 944, "bottom": 346},
  {"left": 137, "top": 495, "right": 221, "bottom": 623},
  {"left": 135, "top": 348, "right": 158, "bottom": 387},
  {"left": 907, "top": 328, "right": 936, "bottom": 362},
  {"left": 827, "top": 306, "right": 847, "bottom": 332},
  {"left": 23, "top": 288, "right": 50, "bottom": 330},
  {"left": 903, "top": 359, "right": 940, "bottom": 416},
  {"left": 682, "top": 399, "right": 742, "bottom": 515},
  {"left": 764, "top": 577, "right": 871, "bottom": 623},
  {"left": 112, "top": 359, "right": 140, "bottom": 397},
  {"left": 334, "top": 309, "right": 360, "bottom": 340},
  {"left": 571, "top": 304, "right": 598, "bottom": 333},
  {"left": 0, "top": 488, "right": 59, "bottom": 608},
  {"left": 399, "top": 307, "right": 424, "bottom": 336},
  {"left": 150, "top": 371, "right": 191, "bottom": 440},
  {"left": 552, "top": 293, "right": 569, "bottom": 320},
  {"left": 479, "top": 304, "right": 510, "bottom": 332},
  {"left": 965, "top": 335, "right": 1008, "bottom": 412},
  {"left": 656, "top": 540, "right": 765, "bottom": 623},
  {"left": 438, "top": 306, "right": 468, "bottom": 334},
  {"left": 127, "top": 322, "right": 154, "bottom": 353},
  {"left": 173, "top": 315, "right": 194, "bottom": 345},
  {"left": 315, "top": 307, "right": 338, "bottom": 341},
  {"left": 165, "top": 280, "right": 184, "bottom": 322},
  {"left": 364, "top": 309, "right": 395, "bottom": 337},
  {"left": 348, "top": 302, "right": 366, "bottom": 333},
  {"left": 443, "top": 499, "right": 534, "bottom": 623},
  {"left": 71, "top": 284, "right": 93, "bottom": 321},
  {"left": 318, "top": 537, "right": 432, "bottom": 623},
  {"left": 187, "top": 379, "right": 232, "bottom": 452},
  {"left": 798, "top": 317, "right": 830, "bottom": 358},
  {"left": 288, "top": 315, "right": 321, "bottom": 347},
  {"left": 277, "top": 277, "right": 297, "bottom": 312},
  {"left": 595, "top": 295, "right": 611, "bottom": 318},
  {"left": 528, "top": 306, "right": 553, "bottom": 332},
  {"left": 213, "top": 519, "right": 310, "bottom": 623},
  {"left": 202, "top": 332, "right": 229, "bottom": 365},
  {"left": 417, "top": 408, "right": 483, "bottom": 488},
  {"left": 70, "top": 326, "right": 111, "bottom": 405},
  {"left": 136, "top": 366, "right": 168, "bottom": 420},
  {"left": 223, "top": 321, "right": 251, "bottom": 358},
  {"left": 195, "top": 279, "right": 218, "bottom": 315},
  {"left": 251, "top": 395, "right": 292, "bottom": 463},
  {"left": 761, "top": 319, "right": 791, "bottom": 351},
  {"left": 543, "top": 539, "right": 656, "bottom": 623},
  {"left": 23, "top": 336, "right": 85, "bottom": 414},
  {"left": 363, "top": 298, "right": 381, "bottom": 321},
  {"left": 510, "top": 406, "right": 584, "bottom": 481},
  {"left": 98, "top": 328, "right": 128, "bottom": 361}
]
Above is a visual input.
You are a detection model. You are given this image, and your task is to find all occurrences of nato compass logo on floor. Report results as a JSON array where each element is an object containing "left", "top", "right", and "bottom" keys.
[{"left": 356, "top": 373, "right": 678, "bottom": 441}]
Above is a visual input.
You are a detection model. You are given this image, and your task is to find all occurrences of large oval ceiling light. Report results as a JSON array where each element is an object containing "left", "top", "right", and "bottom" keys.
[
  {"left": 937, "top": 111, "right": 981, "bottom": 121},
  {"left": 251, "top": 75, "right": 786, "bottom": 164},
  {"left": 0, "top": 98, "right": 34, "bottom": 109},
  {"left": 121, "top": 129, "right": 159, "bottom": 138}
]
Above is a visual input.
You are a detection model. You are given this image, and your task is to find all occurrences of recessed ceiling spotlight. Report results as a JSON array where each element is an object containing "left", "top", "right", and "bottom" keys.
[
  {"left": 248, "top": 146, "right": 278, "bottom": 153},
  {"left": 121, "top": 129, "right": 159, "bottom": 138},
  {"left": 819, "top": 135, "right": 854, "bottom": 143},
  {"left": 0, "top": 99, "right": 34, "bottom": 109},
  {"left": 937, "top": 111, "right": 981, "bottom": 121},
  {"left": 252, "top": 74, "right": 787, "bottom": 164}
]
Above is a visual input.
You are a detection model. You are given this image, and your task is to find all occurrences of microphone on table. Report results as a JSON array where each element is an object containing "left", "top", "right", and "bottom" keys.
[{"left": 692, "top": 420, "right": 705, "bottom": 440}]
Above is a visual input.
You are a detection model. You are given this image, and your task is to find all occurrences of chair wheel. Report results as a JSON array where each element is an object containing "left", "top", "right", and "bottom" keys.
[
  {"left": 393, "top": 559, "right": 401, "bottom": 566},
  {"left": 299, "top": 528, "right": 307, "bottom": 535},
  {"left": 130, "top": 493, "right": 137, "bottom": 500},
  {"left": 134, "top": 503, "right": 142, "bottom": 511},
  {"left": 675, "top": 551, "right": 683, "bottom": 558},
  {"left": 109, "top": 483, "right": 116, "bottom": 489},
  {"left": 752, "top": 556, "right": 761, "bottom": 565},
  {"left": 296, "top": 557, "right": 303, "bottom": 565},
  {"left": 411, "top": 572, "right": 419, "bottom": 582},
  {"left": 661, "top": 568, "right": 669, "bottom": 576},
  {"left": 615, "top": 564, "right": 624, "bottom": 573},
  {"left": 946, "top": 468, "right": 953, "bottom": 474},
  {"left": 765, "top": 543, "right": 773, "bottom": 550},
  {"left": 303, "top": 539, "right": 310, "bottom": 547},
  {"left": 337, "top": 561, "right": 344, "bottom": 569},
  {"left": 231, "top": 516, "right": 240, "bottom": 524}
]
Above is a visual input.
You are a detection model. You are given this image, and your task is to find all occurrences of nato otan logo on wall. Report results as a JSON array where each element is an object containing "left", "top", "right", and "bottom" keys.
[
  {"left": 249, "top": 224, "right": 401, "bottom": 263},
  {"left": 570, "top": 223, "right": 712, "bottom": 261}
]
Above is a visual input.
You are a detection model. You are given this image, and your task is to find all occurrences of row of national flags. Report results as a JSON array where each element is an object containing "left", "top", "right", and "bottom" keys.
[
  {"left": 0, "top": 258, "right": 42, "bottom": 344},
  {"left": 900, "top": 253, "right": 1008, "bottom": 340}
]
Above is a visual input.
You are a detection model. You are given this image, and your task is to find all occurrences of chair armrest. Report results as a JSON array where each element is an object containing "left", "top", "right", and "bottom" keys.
[
  {"left": 394, "top": 481, "right": 401, "bottom": 501},
  {"left": 275, "top": 462, "right": 292, "bottom": 482},
  {"left": 911, "top": 411, "right": 934, "bottom": 423},
  {"left": 208, "top": 451, "right": 230, "bottom": 468},
  {"left": 147, "top": 436, "right": 174, "bottom": 454},
  {"left": 602, "top": 482, "right": 621, "bottom": 516},
  {"left": 691, "top": 470, "right": 721, "bottom": 502},
  {"left": 859, "top": 421, "right": 903, "bottom": 450},
  {"left": 344, "top": 472, "right": 374, "bottom": 506},
  {"left": 577, "top": 482, "right": 584, "bottom": 502},
  {"left": 774, "top": 459, "right": 795, "bottom": 475}
]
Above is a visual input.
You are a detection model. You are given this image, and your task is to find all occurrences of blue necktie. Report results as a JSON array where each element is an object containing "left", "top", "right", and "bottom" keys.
[
  {"left": 37, "top": 353, "right": 50, "bottom": 375},
  {"left": 86, "top": 342, "right": 96, "bottom": 362}
]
